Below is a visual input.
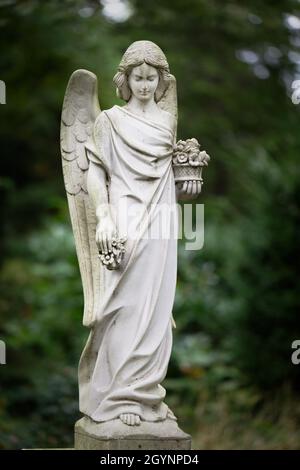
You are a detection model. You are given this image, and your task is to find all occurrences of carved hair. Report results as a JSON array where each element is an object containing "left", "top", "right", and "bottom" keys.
[{"left": 113, "top": 40, "right": 172, "bottom": 102}]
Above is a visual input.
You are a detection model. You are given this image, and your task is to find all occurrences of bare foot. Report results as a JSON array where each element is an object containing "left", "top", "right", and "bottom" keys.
[{"left": 119, "top": 413, "right": 141, "bottom": 426}]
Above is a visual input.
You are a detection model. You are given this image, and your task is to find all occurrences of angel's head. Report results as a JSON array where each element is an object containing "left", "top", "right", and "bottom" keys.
[{"left": 113, "top": 40, "right": 172, "bottom": 102}]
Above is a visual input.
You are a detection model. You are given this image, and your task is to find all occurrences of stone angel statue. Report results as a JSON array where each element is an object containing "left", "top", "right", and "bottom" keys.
[{"left": 60, "top": 40, "right": 201, "bottom": 438}]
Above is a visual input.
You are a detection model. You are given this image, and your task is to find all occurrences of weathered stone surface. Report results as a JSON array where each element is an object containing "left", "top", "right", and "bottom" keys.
[
  {"left": 74, "top": 417, "right": 192, "bottom": 450},
  {"left": 60, "top": 41, "right": 206, "bottom": 448}
]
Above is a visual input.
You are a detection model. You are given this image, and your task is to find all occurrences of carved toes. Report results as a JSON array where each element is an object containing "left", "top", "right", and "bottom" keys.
[{"left": 119, "top": 413, "right": 141, "bottom": 426}]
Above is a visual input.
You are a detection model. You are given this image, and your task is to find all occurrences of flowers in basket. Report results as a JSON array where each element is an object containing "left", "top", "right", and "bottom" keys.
[
  {"left": 98, "top": 236, "right": 126, "bottom": 270},
  {"left": 172, "top": 138, "right": 210, "bottom": 183}
]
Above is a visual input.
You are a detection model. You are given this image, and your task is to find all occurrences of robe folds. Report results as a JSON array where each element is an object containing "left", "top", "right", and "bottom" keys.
[{"left": 79, "top": 105, "right": 179, "bottom": 422}]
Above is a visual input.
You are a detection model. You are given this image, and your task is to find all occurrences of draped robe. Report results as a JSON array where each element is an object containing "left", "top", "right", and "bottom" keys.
[{"left": 79, "top": 105, "right": 178, "bottom": 422}]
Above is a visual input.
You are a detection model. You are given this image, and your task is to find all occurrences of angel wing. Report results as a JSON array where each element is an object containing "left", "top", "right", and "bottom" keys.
[
  {"left": 60, "top": 69, "right": 105, "bottom": 327},
  {"left": 157, "top": 73, "right": 178, "bottom": 140},
  {"left": 157, "top": 74, "right": 178, "bottom": 329}
]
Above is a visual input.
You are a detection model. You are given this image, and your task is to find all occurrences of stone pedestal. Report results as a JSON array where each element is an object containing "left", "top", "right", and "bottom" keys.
[{"left": 74, "top": 416, "right": 192, "bottom": 450}]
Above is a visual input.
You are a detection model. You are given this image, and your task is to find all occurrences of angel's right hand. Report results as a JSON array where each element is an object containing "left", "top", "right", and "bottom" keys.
[{"left": 96, "top": 216, "right": 118, "bottom": 254}]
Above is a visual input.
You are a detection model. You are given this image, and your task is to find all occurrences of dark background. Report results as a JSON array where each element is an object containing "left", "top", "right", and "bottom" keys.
[{"left": 0, "top": 0, "right": 300, "bottom": 449}]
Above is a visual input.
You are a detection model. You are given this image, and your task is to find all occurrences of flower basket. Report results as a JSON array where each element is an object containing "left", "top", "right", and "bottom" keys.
[{"left": 172, "top": 138, "right": 210, "bottom": 184}]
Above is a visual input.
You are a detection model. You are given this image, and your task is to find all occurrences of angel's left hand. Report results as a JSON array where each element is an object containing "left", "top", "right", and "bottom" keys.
[{"left": 176, "top": 180, "right": 202, "bottom": 200}]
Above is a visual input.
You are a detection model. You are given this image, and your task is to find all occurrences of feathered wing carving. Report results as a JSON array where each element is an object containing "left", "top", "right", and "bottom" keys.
[
  {"left": 157, "top": 74, "right": 178, "bottom": 330},
  {"left": 60, "top": 69, "right": 104, "bottom": 327},
  {"left": 157, "top": 74, "right": 178, "bottom": 139}
]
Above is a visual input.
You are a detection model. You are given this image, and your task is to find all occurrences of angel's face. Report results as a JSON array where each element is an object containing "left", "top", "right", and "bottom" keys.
[{"left": 128, "top": 63, "right": 159, "bottom": 102}]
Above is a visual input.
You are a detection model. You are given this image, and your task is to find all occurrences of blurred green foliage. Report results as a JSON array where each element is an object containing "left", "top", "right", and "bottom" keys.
[{"left": 0, "top": 0, "right": 300, "bottom": 449}]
